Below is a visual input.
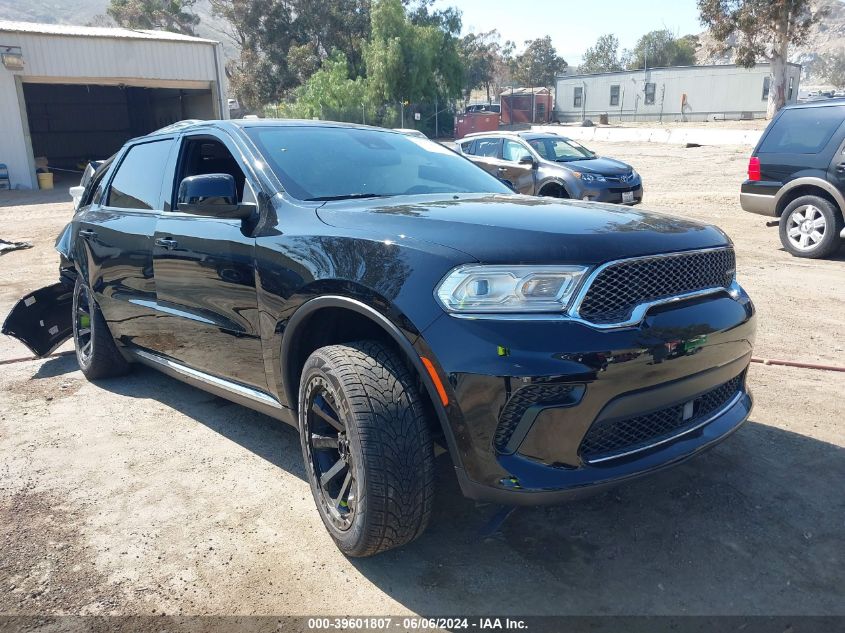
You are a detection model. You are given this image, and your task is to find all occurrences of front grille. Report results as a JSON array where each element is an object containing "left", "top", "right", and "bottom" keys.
[
  {"left": 579, "top": 373, "right": 744, "bottom": 463},
  {"left": 494, "top": 384, "right": 576, "bottom": 453},
  {"left": 577, "top": 248, "right": 736, "bottom": 325},
  {"left": 605, "top": 173, "right": 634, "bottom": 184}
]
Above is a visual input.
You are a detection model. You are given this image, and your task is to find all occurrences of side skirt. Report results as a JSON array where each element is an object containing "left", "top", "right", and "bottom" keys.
[{"left": 128, "top": 348, "right": 296, "bottom": 426}]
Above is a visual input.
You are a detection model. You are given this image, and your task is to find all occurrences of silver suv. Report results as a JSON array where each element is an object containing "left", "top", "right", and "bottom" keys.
[{"left": 457, "top": 131, "right": 643, "bottom": 205}]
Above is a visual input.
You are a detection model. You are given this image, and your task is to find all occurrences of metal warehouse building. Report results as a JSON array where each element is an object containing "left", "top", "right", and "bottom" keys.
[
  {"left": 554, "top": 63, "right": 802, "bottom": 123},
  {"left": 0, "top": 21, "right": 227, "bottom": 189}
]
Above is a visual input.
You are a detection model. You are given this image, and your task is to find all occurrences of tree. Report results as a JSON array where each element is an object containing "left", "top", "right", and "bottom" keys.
[
  {"left": 107, "top": 0, "right": 199, "bottom": 34},
  {"left": 510, "top": 35, "right": 566, "bottom": 87},
  {"left": 365, "top": 0, "right": 463, "bottom": 105},
  {"left": 823, "top": 51, "right": 845, "bottom": 89},
  {"left": 210, "top": 0, "right": 372, "bottom": 110},
  {"left": 698, "top": 0, "right": 828, "bottom": 117},
  {"left": 579, "top": 34, "right": 623, "bottom": 74},
  {"left": 624, "top": 29, "right": 697, "bottom": 70},
  {"left": 459, "top": 30, "right": 513, "bottom": 102},
  {"left": 281, "top": 52, "right": 371, "bottom": 121}
]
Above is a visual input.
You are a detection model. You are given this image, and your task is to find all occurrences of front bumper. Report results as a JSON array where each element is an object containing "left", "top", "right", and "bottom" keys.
[
  {"left": 417, "top": 287, "right": 756, "bottom": 505},
  {"left": 583, "top": 183, "right": 643, "bottom": 205}
]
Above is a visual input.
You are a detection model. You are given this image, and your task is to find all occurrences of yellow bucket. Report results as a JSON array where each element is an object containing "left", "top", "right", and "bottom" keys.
[{"left": 37, "top": 172, "right": 54, "bottom": 190}]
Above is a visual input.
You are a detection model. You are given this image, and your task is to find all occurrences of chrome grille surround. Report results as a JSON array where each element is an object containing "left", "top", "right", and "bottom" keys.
[{"left": 572, "top": 247, "right": 736, "bottom": 327}]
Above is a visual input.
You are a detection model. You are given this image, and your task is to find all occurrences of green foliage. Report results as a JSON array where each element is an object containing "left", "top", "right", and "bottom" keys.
[
  {"left": 107, "top": 0, "right": 199, "bottom": 34},
  {"left": 579, "top": 34, "right": 623, "bottom": 74},
  {"left": 459, "top": 30, "right": 514, "bottom": 101},
  {"left": 364, "top": 0, "right": 463, "bottom": 103},
  {"left": 698, "top": 0, "right": 823, "bottom": 67},
  {"left": 276, "top": 52, "right": 372, "bottom": 122},
  {"left": 624, "top": 29, "right": 697, "bottom": 70},
  {"left": 211, "top": 0, "right": 371, "bottom": 110},
  {"left": 510, "top": 36, "right": 566, "bottom": 87}
]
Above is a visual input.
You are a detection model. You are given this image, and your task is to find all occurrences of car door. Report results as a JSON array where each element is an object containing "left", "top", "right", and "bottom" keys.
[
  {"left": 75, "top": 137, "right": 176, "bottom": 350},
  {"left": 150, "top": 130, "right": 267, "bottom": 392},
  {"left": 500, "top": 139, "right": 538, "bottom": 194}
]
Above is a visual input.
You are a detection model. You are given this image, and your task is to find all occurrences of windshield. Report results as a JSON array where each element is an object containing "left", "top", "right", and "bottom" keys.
[
  {"left": 245, "top": 126, "right": 511, "bottom": 201},
  {"left": 528, "top": 137, "right": 595, "bottom": 162}
]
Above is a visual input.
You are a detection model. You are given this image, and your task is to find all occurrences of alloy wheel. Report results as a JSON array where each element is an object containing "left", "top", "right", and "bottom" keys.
[
  {"left": 304, "top": 378, "right": 357, "bottom": 531},
  {"left": 786, "top": 204, "right": 827, "bottom": 252},
  {"left": 74, "top": 284, "right": 94, "bottom": 365}
]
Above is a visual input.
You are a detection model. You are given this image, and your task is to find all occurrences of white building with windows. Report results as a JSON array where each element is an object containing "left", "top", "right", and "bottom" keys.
[{"left": 554, "top": 63, "right": 802, "bottom": 123}]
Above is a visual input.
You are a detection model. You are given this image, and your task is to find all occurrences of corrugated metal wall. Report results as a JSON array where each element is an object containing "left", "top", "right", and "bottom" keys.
[
  {"left": 0, "top": 28, "right": 226, "bottom": 189},
  {"left": 554, "top": 64, "right": 802, "bottom": 123}
]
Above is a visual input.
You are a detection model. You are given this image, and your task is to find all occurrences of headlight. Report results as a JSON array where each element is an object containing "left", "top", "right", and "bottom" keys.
[
  {"left": 435, "top": 265, "right": 589, "bottom": 313},
  {"left": 573, "top": 172, "right": 606, "bottom": 183},
  {"left": 631, "top": 169, "right": 639, "bottom": 180}
]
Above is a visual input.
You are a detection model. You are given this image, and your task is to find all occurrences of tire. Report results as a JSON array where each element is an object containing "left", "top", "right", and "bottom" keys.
[
  {"left": 72, "top": 277, "right": 131, "bottom": 379},
  {"left": 540, "top": 183, "right": 569, "bottom": 199},
  {"left": 779, "top": 195, "right": 844, "bottom": 259},
  {"left": 298, "top": 340, "right": 435, "bottom": 557}
]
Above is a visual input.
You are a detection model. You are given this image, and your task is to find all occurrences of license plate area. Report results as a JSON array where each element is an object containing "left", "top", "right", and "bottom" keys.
[{"left": 622, "top": 191, "right": 635, "bottom": 204}]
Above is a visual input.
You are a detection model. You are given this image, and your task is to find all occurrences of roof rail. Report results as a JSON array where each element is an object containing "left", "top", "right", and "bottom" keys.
[{"left": 154, "top": 119, "right": 205, "bottom": 134}]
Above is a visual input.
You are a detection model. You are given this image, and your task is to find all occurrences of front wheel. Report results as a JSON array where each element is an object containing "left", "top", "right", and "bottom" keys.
[
  {"left": 779, "top": 195, "right": 844, "bottom": 259},
  {"left": 298, "top": 341, "right": 435, "bottom": 557}
]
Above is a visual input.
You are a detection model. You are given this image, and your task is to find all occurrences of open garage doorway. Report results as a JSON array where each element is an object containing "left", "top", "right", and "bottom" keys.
[{"left": 21, "top": 82, "right": 216, "bottom": 173}]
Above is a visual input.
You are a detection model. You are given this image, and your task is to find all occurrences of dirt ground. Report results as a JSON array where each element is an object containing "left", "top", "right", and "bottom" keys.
[{"left": 0, "top": 143, "right": 843, "bottom": 618}]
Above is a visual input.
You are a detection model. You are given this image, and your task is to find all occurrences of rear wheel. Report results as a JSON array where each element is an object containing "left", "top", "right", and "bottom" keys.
[
  {"left": 73, "top": 277, "right": 130, "bottom": 379},
  {"left": 779, "top": 195, "right": 843, "bottom": 259},
  {"left": 298, "top": 340, "right": 435, "bottom": 557}
]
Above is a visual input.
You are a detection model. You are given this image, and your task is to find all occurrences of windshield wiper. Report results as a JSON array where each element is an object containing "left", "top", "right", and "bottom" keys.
[{"left": 305, "top": 193, "right": 390, "bottom": 201}]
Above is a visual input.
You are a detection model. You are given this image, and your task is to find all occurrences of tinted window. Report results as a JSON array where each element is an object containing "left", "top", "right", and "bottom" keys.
[
  {"left": 108, "top": 140, "right": 172, "bottom": 210},
  {"left": 610, "top": 85, "right": 620, "bottom": 106},
  {"left": 759, "top": 107, "right": 844, "bottom": 154},
  {"left": 573, "top": 87, "right": 583, "bottom": 108},
  {"left": 460, "top": 140, "right": 476, "bottom": 155},
  {"left": 245, "top": 126, "right": 510, "bottom": 200},
  {"left": 762, "top": 76, "right": 771, "bottom": 101}
]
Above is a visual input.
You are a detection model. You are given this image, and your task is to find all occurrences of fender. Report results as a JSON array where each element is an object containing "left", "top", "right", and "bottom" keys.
[
  {"left": 775, "top": 176, "right": 845, "bottom": 215},
  {"left": 278, "top": 295, "right": 465, "bottom": 474}
]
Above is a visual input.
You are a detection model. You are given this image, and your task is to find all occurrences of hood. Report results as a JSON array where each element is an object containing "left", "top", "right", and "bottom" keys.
[
  {"left": 550, "top": 156, "right": 631, "bottom": 175},
  {"left": 316, "top": 194, "right": 730, "bottom": 264}
]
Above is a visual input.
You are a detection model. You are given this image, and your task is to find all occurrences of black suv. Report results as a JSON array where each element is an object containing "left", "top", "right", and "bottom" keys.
[
  {"left": 4, "top": 120, "right": 755, "bottom": 557},
  {"left": 741, "top": 99, "right": 845, "bottom": 258}
]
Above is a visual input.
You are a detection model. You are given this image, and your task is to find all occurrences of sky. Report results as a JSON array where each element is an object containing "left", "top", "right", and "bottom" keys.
[{"left": 432, "top": 0, "right": 704, "bottom": 66}]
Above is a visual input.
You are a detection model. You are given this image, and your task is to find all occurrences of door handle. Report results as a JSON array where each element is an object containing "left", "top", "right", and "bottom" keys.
[
  {"left": 155, "top": 237, "right": 178, "bottom": 250},
  {"left": 496, "top": 166, "right": 507, "bottom": 172},
  {"left": 78, "top": 228, "right": 97, "bottom": 239},
  {"left": 836, "top": 162, "right": 845, "bottom": 175}
]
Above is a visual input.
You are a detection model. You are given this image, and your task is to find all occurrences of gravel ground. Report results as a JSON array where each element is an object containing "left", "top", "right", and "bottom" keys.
[{"left": 0, "top": 143, "right": 843, "bottom": 617}]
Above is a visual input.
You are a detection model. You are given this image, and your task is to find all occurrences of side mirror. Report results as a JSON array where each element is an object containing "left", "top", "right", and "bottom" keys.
[
  {"left": 177, "top": 174, "right": 255, "bottom": 219},
  {"left": 69, "top": 185, "right": 85, "bottom": 210},
  {"left": 519, "top": 155, "right": 537, "bottom": 168}
]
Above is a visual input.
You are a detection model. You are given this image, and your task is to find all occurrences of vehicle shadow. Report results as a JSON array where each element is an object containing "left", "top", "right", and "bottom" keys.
[
  {"left": 349, "top": 420, "right": 845, "bottom": 616},
  {"left": 30, "top": 355, "right": 844, "bottom": 615},
  {"left": 41, "top": 359, "right": 309, "bottom": 481}
]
